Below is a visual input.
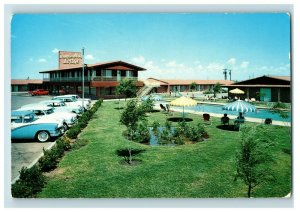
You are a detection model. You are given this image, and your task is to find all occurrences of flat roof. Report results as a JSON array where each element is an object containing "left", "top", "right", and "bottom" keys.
[
  {"left": 225, "top": 84, "right": 290, "bottom": 88},
  {"left": 146, "top": 78, "right": 234, "bottom": 85},
  {"left": 11, "top": 79, "right": 43, "bottom": 85}
]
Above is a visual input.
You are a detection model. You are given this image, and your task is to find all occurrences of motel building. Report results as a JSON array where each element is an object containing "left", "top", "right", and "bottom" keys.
[
  {"left": 144, "top": 78, "right": 234, "bottom": 93},
  {"left": 11, "top": 79, "right": 43, "bottom": 92},
  {"left": 223, "top": 75, "right": 291, "bottom": 103},
  {"left": 39, "top": 51, "right": 146, "bottom": 99}
]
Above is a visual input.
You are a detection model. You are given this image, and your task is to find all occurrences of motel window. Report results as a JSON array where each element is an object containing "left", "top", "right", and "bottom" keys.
[
  {"left": 106, "top": 70, "right": 112, "bottom": 78},
  {"left": 126, "top": 71, "right": 133, "bottom": 77}
]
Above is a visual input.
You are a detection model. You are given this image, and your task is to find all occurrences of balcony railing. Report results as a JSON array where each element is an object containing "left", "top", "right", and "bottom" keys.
[
  {"left": 43, "top": 76, "right": 138, "bottom": 82},
  {"left": 92, "top": 76, "right": 137, "bottom": 81}
]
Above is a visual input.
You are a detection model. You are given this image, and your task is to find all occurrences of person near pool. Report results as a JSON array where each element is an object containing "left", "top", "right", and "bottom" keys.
[
  {"left": 221, "top": 113, "right": 230, "bottom": 125},
  {"left": 235, "top": 112, "right": 245, "bottom": 124}
]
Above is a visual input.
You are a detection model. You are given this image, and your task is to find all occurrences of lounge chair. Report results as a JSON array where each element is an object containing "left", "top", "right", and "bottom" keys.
[
  {"left": 203, "top": 113, "right": 212, "bottom": 125},
  {"left": 160, "top": 104, "right": 167, "bottom": 113},
  {"left": 166, "top": 104, "right": 173, "bottom": 116}
]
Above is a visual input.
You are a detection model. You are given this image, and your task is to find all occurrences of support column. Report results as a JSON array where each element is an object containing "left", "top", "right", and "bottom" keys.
[
  {"left": 96, "top": 87, "right": 101, "bottom": 97},
  {"left": 247, "top": 88, "right": 250, "bottom": 99},
  {"left": 278, "top": 88, "right": 281, "bottom": 102}
]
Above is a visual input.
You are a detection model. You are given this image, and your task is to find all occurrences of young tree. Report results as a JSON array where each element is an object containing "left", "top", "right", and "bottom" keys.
[
  {"left": 140, "top": 98, "right": 155, "bottom": 113},
  {"left": 235, "top": 125, "right": 275, "bottom": 198},
  {"left": 190, "top": 82, "right": 197, "bottom": 98},
  {"left": 213, "top": 82, "right": 221, "bottom": 98},
  {"left": 190, "top": 82, "right": 197, "bottom": 92},
  {"left": 116, "top": 78, "right": 137, "bottom": 101},
  {"left": 120, "top": 100, "right": 146, "bottom": 164}
]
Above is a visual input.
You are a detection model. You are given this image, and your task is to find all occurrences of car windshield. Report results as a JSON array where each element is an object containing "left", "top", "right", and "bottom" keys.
[
  {"left": 11, "top": 116, "right": 22, "bottom": 123},
  {"left": 23, "top": 115, "right": 34, "bottom": 123},
  {"left": 46, "top": 109, "right": 54, "bottom": 114}
]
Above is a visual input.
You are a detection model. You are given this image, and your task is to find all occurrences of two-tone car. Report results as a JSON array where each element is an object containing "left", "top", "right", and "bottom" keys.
[
  {"left": 17, "top": 104, "right": 68, "bottom": 131},
  {"left": 11, "top": 110, "right": 63, "bottom": 142},
  {"left": 60, "top": 94, "right": 92, "bottom": 104},
  {"left": 39, "top": 99, "right": 84, "bottom": 114},
  {"left": 52, "top": 96, "right": 90, "bottom": 111},
  {"left": 18, "top": 104, "right": 74, "bottom": 130}
]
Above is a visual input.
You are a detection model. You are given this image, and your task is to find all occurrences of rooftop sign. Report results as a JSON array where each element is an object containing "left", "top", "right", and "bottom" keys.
[{"left": 58, "top": 51, "right": 82, "bottom": 69}]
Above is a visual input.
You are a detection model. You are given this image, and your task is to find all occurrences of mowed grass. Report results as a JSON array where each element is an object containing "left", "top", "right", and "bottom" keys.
[{"left": 38, "top": 101, "right": 291, "bottom": 198}]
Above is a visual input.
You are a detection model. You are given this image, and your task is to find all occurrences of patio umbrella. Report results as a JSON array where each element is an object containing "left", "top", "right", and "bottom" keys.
[
  {"left": 229, "top": 88, "right": 245, "bottom": 94},
  {"left": 170, "top": 96, "right": 197, "bottom": 118},
  {"left": 222, "top": 99, "right": 256, "bottom": 113}
]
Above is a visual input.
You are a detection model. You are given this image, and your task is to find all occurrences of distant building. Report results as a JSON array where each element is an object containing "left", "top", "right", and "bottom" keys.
[
  {"left": 223, "top": 75, "right": 291, "bottom": 103},
  {"left": 144, "top": 78, "right": 234, "bottom": 93},
  {"left": 11, "top": 79, "right": 43, "bottom": 92}
]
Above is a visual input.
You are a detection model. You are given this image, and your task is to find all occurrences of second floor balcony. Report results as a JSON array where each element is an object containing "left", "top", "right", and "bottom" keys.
[{"left": 43, "top": 76, "right": 138, "bottom": 82}]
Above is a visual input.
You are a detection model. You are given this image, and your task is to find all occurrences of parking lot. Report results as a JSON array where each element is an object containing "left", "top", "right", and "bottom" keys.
[{"left": 11, "top": 93, "right": 58, "bottom": 181}]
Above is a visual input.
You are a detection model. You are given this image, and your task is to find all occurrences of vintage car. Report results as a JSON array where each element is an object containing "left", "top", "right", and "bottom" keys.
[
  {"left": 28, "top": 89, "right": 49, "bottom": 96},
  {"left": 60, "top": 94, "right": 92, "bottom": 103},
  {"left": 18, "top": 104, "right": 74, "bottom": 129},
  {"left": 11, "top": 110, "right": 64, "bottom": 142},
  {"left": 39, "top": 99, "right": 84, "bottom": 114},
  {"left": 52, "top": 96, "right": 91, "bottom": 110}
]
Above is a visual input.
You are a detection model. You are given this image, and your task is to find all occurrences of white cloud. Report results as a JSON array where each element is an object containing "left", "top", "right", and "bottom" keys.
[
  {"left": 132, "top": 56, "right": 145, "bottom": 64},
  {"left": 227, "top": 58, "right": 236, "bottom": 66},
  {"left": 52, "top": 48, "right": 59, "bottom": 54},
  {"left": 85, "top": 54, "right": 95, "bottom": 60},
  {"left": 206, "top": 63, "right": 224, "bottom": 71},
  {"left": 165, "top": 60, "right": 184, "bottom": 68},
  {"left": 196, "top": 64, "right": 204, "bottom": 70},
  {"left": 37, "top": 58, "right": 47, "bottom": 63},
  {"left": 240, "top": 61, "right": 250, "bottom": 69}
]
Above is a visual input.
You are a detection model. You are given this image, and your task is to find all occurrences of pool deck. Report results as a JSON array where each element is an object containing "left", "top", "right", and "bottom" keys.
[{"left": 155, "top": 104, "right": 291, "bottom": 127}]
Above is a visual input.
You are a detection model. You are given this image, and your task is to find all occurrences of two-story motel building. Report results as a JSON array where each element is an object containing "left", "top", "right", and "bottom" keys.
[{"left": 39, "top": 51, "right": 146, "bottom": 98}]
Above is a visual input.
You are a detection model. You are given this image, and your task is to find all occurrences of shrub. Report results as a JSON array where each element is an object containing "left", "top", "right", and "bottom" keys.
[
  {"left": 12, "top": 165, "right": 45, "bottom": 198},
  {"left": 66, "top": 125, "right": 81, "bottom": 139},
  {"left": 188, "top": 126, "right": 201, "bottom": 142},
  {"left": 38, "top": 148, "right": 60, "bottom": 172},
  {"left": 174, "top": 135, "right": 185, "bottom": 145},
  {"left": 152, "top": 121, "right": 160, "bottom": 132},
  {"left": 56, "top": 136, "right": 72, "bottom": 151},
  {"left": 159, "top": 128, "right": 172, "bottom": 144},
  {"left": 93, "top": 98, "right": 103, "bottom": 109},
  {"left": 141, "top": 98, "right": 155, "bottom": 113},
  {"left": 77, "top": 120, "right": 88, "bottom": 129},
  {"left": 165, "top": 121, "right": 172, "bottom": 130},
  {"left": 134, "top": 121, "right": 150, "bottom": 143}
]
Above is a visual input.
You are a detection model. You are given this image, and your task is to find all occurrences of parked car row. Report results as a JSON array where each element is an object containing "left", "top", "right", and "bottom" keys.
[{"left": 11, "top": 94, "right": 92, "bottom": 142}]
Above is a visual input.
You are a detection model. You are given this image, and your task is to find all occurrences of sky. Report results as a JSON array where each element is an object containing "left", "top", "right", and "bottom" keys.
[{"left": 11, "top": 13, "right": 291, "bottom": 81}]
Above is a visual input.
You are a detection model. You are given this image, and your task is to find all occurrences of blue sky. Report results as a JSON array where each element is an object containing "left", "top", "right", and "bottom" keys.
[{"left": 11, "top": 13, "right": 291, "bottom": 81}]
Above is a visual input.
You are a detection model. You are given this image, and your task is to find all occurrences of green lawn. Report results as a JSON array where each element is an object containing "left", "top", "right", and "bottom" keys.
[{"left": 38, "top": 101, "right": 291, "bottom": 198}]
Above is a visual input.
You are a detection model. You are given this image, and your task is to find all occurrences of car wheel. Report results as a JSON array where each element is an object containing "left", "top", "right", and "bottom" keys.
[{"left": 36, "top": 131, "right": 50, "bottom": 142}]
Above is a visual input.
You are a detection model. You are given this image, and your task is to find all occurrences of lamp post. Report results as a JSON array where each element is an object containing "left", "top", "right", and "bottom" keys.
[{"left": 82, "top": 47, "right": 85, "bottom": 109}]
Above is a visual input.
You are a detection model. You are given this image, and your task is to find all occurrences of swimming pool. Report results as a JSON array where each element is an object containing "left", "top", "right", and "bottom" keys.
[{"left": 159, "top": 102, "right": 291, "bottom": 122}]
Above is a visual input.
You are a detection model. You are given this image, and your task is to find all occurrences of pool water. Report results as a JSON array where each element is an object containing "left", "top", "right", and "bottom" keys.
[{"left": 160, "top": 102, "right": 291, "bottom": 122}]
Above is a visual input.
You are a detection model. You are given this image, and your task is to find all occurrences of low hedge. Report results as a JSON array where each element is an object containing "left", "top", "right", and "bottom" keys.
[{"left": 12, "top": 165, "right": 45, "bottom": 198}]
